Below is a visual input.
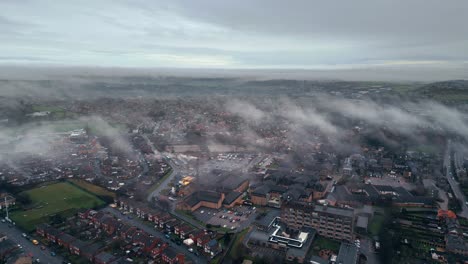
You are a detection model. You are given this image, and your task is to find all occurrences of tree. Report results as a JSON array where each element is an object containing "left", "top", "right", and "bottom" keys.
[
  {"left": 50, "top": 214, "right": 64, "bottom": 224},
  {"left": 16, "top": 193, "right": 32, "bottom": 206},
  {"left": 223, "top": 232, "right": 233, "bottom": 245}
]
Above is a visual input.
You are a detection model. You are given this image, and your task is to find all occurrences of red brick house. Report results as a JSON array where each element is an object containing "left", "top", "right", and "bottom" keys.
[
  {"left": 87, "top": 210, "right": 98, "bottom": 220},
  {"left": 189, "top": 230, "right": 206, "bottom": 242},
  {"left": 197, "top": 235, "right": 211, "bottom": 248},
  {"left": 81, "top": 243, "right": 103, "bottom": 262},
  {"left": 136, "top": 207, "right": 149, "bottom": 219},
  {"left": 154, "top": 213, "right": 171, "bottom": 226},
  {"left": 157, "top": 214, "right": 173, "bottom": 228},
  {"left": 150, "top": 242, "right": 168, "bottom": 258},
  {"left": 101, "top": 216, "right": 119, "bottom": 235},
  {"left": 165, "top": 219, "right": 179, "bottom": 232},
  {"left": 118, "top": 224, "right": 134, "bottom": 239},
  {"left": 124, "top": 227, "right": 138, "bottom": 241},
  {"left": 57, "top": 233, "right": 76, "bottom": 248},
  {"left": 177, "top": 225, "right": 196, "bottom": 239},
  {"left": 91, "top": 211, "right": 106, "bottom": 227},
  {"left": 46, "top": 227, "right": 62, "bottom": 243},
  {"left": 161, "top": 248, "right": 185, "bottom": 264},
  {"left": 132, "top": 231, "right": 159, "bottom": 252},
  {"left": 204, "top": 239, "right": 222, "bottom": 257},
  {"left": 78, "top": 209, "right": 91, "bottom": 219},
  {"left": 69, "top": 239, "right": 89, "bottom": 255},
  {"left": 36, "top": 224, "right": 50, "bottom": 237},
  {"left": 147, "top": 211, "right": 155, "bottom": 222}
]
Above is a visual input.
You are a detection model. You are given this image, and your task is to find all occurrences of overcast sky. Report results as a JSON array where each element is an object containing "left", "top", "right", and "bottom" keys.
[{"left": 1, "top": 0, "right": 467, "bottom": 77}]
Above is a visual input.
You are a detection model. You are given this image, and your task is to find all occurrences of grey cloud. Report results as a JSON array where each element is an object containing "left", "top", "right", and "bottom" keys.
[{"left": 1, "top": 0, "right": 467, "bottom": 72}]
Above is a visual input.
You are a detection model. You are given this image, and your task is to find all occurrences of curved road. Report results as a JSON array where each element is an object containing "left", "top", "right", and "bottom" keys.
[{"left": 142, "top": 134, "right": 180, "bottom": 203}]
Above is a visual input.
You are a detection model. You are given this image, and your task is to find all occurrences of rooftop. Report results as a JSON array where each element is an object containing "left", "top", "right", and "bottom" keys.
[
  {"left": 356, "top": 215, "right": 369, "bottom": 229},
  {"left": 336, "top": 243, "right": 358, "bottom": 264},
  {"left": 314, "top": 204, "right": 355, "bottom": 218},
  {"left": 223, "top": 191, "right": 243, "bottom": 205},
  {"left": 184, "top": 191, "right": 223, "bottom": 207},
  {"left": 254, "top": 209, "right": 281, "bottom": 229}
]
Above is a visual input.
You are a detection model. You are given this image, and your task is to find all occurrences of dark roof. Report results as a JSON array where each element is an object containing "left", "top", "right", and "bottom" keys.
[
  {"left": 251, "top": 185, "right": 270, "bottom": 196},
  {"left": 94, "top": 252, "right": 115, "bottom": 263},
  {"left": 206, "top": 239, "right": 218, "bottom": 248},
  {"left": 284, "top": 185, "right": 306, "bottom": 201},
  {"left": 223, "top": 191, "right": 242, "bottom": 205},
  {"left": 119, "top": 224, "right": 132, "bottom": 233},
  {"left": 314, "top": 205, "right": 355, "bottom": 218},
  {"left": 254, "top": 210, "right": 280, "bottom": 228},
  {"left": 163, "top": 248, "right": 178, "bottom": 259},
  {"left": 57, "top": 233, "right": 76, "bottom": 243},
  {"left": 336, "top": 243, "right": 358, "bottom": 264},
  {"left": 184, "top": 191, "right": 223, "bottom": 207},
  {"left": 251, "top": 183, "right": 287, "bottom": 197},
  {"left": 70, "top": 239, "right": 89, "bottom": 249},
  {"left": 286, "top": 228, "right": 316, "bottom": 258},
  {"left": 47, "top": 227, "right": 62, "bottom": 237},
  {"left": 219, "top": 176, "right": 248, "bottom": 190},
  {"left": 83, "top": 243, "right": 102, "bottom": 255},
  {"left": 356, "top": 216, "right": 369, "bottom": 229},
  {"left": 373, "top": 185, "right": 395, "bottom": 192}
]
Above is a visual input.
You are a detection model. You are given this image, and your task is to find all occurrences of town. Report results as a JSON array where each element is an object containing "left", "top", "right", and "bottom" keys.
[{"left": 1, "top": 78, "right": 468, "bottom": 264}]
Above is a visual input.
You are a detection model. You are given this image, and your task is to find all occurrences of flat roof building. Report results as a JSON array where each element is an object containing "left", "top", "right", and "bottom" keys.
[{"left": 281, "top": 202, "right": 355, "bottom": 241}]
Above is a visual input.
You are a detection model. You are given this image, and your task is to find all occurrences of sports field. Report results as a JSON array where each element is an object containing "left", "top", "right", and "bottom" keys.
[{"left": 10, "top": 182, "right": 105, "bottom": 231}]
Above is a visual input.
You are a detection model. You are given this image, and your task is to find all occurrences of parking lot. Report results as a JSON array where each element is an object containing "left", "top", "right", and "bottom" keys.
[
  {"left": 367, "top": 175, "right": 415, "bottom": 190},
  {"left": 198, "top": 153, "right": 256, "bottom": 174},
  {"left": 192, "top": 205, "right": 257, "bottom": 231}
]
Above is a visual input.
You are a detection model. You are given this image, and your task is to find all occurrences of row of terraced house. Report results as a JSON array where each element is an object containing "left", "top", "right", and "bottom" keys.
[
  {"left": 36, "top": 210, "right": 185, "bottom": 264},
  {"left": 116, "top": 198, "right": 222, "bottom": 258}
]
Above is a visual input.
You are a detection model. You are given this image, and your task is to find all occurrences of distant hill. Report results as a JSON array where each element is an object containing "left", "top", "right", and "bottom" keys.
[{"left": 413, "top": 80, "right": 468, "bottom": 103}]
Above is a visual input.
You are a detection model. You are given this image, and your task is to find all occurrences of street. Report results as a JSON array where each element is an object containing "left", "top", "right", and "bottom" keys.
[
  {"left": 444, "top": 141, "right": 468, "bottom": 218},
  {"left": 0, "top": 221, "right": 63, "bottom": 264},
  {"left": 143, "top": 134, "right": 180, "bottom": 203},
  {"left": 102, "top": 207, "right": 207, "bottom": 264}
]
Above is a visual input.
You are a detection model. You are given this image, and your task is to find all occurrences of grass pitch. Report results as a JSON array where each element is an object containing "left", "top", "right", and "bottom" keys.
[{"left": 10, "top": 182, "right": 105, "bottom": 231}]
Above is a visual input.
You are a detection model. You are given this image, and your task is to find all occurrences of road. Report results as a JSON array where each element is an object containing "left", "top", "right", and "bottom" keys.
[
  {"left": 142, "top": 134, "right": 261, "bottom": 232},
  {"left": 102, "top": 207, "right": 206, "bottom": 264},
  {"left": 0, "top": 222, "right": 62, "bottom": 264},
  {"left": 359, "top": 238, "right": 380, "bottom": 264},
  {"left": 143, "top": 134, "right": 180, "bottom": 203},
  {"left": 444, "top": 141, "right": 468, "bottom": 218}
]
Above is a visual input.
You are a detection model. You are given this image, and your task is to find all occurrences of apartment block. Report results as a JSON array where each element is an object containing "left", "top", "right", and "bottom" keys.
[{"left": 281, "top": 203, "right": 355, "bottom": 241}]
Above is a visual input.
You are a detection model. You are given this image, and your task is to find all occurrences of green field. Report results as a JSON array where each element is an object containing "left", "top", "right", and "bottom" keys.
[
  {"left": 10, "top": 182, "right": 105, "bottom": 232},
  {"left": 68, "top": 179, "right": 116, "bottom": 199}
]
